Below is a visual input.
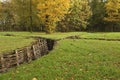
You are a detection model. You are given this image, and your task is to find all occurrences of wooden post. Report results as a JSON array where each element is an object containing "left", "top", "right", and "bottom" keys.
[
  {"left": 29, "top": 0, "right": 33, "bottom": 32},
  {"left": 38, "top": 41, "right": 42, "bottom": 57},
  {"left": 15, "top": 50, "right": 20, "bottom": 66},
  {"left": 44, "top": 40, "right": 48, "bottom": 54},
  {"left": 0, "top": 55, "right": 6, "bottom": 72},
  {"left": 33, "top": 45, "right": 37, "bottom": 59},
  {"left": 26, "top": 47, "right": 32, "bottom": 62}
]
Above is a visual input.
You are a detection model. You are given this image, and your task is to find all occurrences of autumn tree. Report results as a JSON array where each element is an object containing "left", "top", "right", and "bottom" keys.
[
  {"left": 104, "top": 0, "right": 120, "bottom": 31},
  {"left": 58, "top": 0, "right": 92, "bottom": 32},
  {"left": 104, "top": 0, "right": 120, "bottom": 22},
  {"left": 37, "top": 0, "right": 70, "bottom": 33}
]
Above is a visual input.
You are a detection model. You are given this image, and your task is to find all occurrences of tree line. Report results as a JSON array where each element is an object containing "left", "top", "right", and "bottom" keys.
[{"left": 0, "top": 0, "right": 120, "bottom": 33}]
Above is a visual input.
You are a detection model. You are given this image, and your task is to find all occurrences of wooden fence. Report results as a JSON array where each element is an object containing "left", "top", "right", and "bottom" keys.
[{"left": 0, "top": 38, "right": 56, "bottom": 73}]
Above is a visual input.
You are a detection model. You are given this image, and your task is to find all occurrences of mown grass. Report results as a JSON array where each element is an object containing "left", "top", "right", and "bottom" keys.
[
  {"left": 0, "top": 39, "right": 120, "bottom": 80},
  {"left": 80, "top": 32, "right": 120, "bottom": 39},
  {"left": 0, "top": 32, "right": 120, "bottom": 54},
  {"left": 0, "top": 32, "right": 120, "bottom": 39},
  {"left": 0, "top": 36, "right": 34, "bottom": 54},
  {"left": 0, "top": 32, "right": 83, "bottom": 54},
  {"left": 0, "top": 32, "right": 84, "bottom": 39}
]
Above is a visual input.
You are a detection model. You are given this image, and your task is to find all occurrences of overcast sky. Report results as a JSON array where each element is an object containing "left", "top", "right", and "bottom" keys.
[{"left": 0, "top": 0, "right": 8, "bottom": 2}]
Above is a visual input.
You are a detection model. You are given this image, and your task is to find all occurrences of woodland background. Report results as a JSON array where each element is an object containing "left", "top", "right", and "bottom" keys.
[{"left": 0, "top": 0, "right": 120, "bottom": 33}]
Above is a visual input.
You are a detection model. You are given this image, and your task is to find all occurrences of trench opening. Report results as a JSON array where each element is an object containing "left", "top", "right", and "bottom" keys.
[
  {"left": 46, "top": 39, "right": 56, "bottom": 51},
  {"left": 0, "top": 38, "right": 56, "bottom": 73}
]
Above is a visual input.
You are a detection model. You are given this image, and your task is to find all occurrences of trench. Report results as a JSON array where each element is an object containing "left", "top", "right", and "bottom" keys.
[
  {"left": 0, "top": 37, "right": 57, "bottom": 73},
  {"left": 0, "top": 35, "right": 119, "bottom": 73},
  {"left": 66, "top": 35, "right": 120, "bottom": 41}
]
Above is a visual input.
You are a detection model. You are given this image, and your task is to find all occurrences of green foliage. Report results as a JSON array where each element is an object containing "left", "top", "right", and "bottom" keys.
[
  {"left": 0, "top": 0, "right": 120, "bottom": 32},
  {"left": 58, "top": 0, "right": 92, "bottom": 32},
  {"left": 0, "top": 1, "right": 15, "bottom": 31},
  {"left": 11, "top": 0, "right": 32, "bottom": 31},
  {"left": 88, "top": 0, "right": 106, "bottom": 31},
  {"left": 88, "top": 0, "right": 120, "bottom": 32},
  {"left": 0, "top": 0, "right": 42, "bottom": 31}
]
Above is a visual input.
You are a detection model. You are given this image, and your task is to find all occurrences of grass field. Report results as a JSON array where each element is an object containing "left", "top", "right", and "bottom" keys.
[
  {"left": 0, "top": 32, "right": 82, "bottom": 54},
  {"left": 0, "top": 36, "right": 35, "bottom": 54},
  {"left": 80, "top": 32, "right": 120, "bottom": 39},
  {"left": 0, "top": 32, "right": 120, "bottom": 39},
  {"left": 0, "top": 39, "right": 120, "bottom": 80},
  {"left": 0, "top": 32, "right": 84, "bottom": 39},
  {"left": 0, "top": 32, "right": 120, "bottom": 54},
  {"left": 0, "top": 32, "right": 120, "bottom": 80}
]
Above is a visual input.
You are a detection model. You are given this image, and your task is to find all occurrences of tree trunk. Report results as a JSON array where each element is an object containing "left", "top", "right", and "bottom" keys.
[{"left": 29, "top": 0, "right": 33, "bottom": 32}]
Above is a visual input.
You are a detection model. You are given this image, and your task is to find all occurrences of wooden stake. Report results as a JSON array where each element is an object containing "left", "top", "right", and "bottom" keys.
[{"left": 15, "top": 50, "right": 19, "bottom": 66}]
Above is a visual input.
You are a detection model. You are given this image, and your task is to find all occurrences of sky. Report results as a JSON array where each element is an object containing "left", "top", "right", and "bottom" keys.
[{"left": 0, "top": 0, "right": 7, "bottom": 2}]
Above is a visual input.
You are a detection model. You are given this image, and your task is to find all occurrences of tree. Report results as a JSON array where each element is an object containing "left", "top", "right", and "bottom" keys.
[
  {"left": 37, "top": 0, "right": 70, "bottom": 33},
  {"left": 0, "top": 1, "right": 15, "bottom": 31},
  {"left": 0, "top": 2, "right": 2, "bottom": 31},
  {"left": 0, "top": 0, "right": 43, "bottom": 31},
  {"left": 11, "top": 0, "right": 32, "bottom": 31},
  {"left": 58, "top": 0, "right": 92, "bottom": 32},
  {"left": 88, "top": 0, "right": 106, "bottom": 31},
  {"left": 104, "top": 0, "right": 120, "bottom": 31},
  {"left": 104, "top": 0, "right": 120, "bottom": 22}
]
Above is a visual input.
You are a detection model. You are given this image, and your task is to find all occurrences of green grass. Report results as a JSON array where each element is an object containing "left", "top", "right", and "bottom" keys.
[
  {"left": 0, "top": 32, "right": 84, "bottom": 39},
  {"left": 0, "top": 36, "right": 34, "bottom": 54},
  {"left": 80, "top": 32, "right": 120, "bottom": 39},
  {"left": 0, "top": 39, "right": 120, "bottom": 80},
  {"left": 0, "top": 32, "right": 83, "bottom": 54},
  {"left": 0, "top": 31, "right": 120, "bottom": 54},
  {"left": 0, "top": 32, "right": 120, "bottom": 39}
]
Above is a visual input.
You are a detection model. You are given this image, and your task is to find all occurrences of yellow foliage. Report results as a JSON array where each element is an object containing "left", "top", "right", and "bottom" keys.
[
  {"left": 37, "top": 0, "right": 70, "bottom": 33},
  {"left": 104, "top": 0, "right": 120, "bottom": 22}
]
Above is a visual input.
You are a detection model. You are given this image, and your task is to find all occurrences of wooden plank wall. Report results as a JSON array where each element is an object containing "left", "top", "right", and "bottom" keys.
[{"left": 0, "top": 38, "right": 55, "bottom": 73}]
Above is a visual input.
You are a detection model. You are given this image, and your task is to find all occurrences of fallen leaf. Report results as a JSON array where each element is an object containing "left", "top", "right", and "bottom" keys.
[{"left": 32, "top": 77, "right": 38, "bottom": 80}]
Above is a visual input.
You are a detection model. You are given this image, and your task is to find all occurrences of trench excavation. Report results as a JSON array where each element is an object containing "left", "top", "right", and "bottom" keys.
[
  {"left": 0, "top": 35, "right": 119, "bottom": 73},
  {"left": 0, "top": 37, "right": 57, "bottom": 73},
  {"left": 66, "top": 35, "right": 120, "bottom": 41}
]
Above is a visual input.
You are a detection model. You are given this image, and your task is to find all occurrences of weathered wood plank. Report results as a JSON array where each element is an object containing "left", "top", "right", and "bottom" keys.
[
  {"left": 15, "top": 50, "right": 19, "bottom": 66},
  {"left": 0, "top": 55, "right": 6, "bottom": 72},
  {"left": 0, "top": 38, "right": 56, "bottom": 73}
]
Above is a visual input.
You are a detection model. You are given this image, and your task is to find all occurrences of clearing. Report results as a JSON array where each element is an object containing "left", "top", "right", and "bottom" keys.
[{"left": 0, "top": 32, "right": 120, "bottom": 80}]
